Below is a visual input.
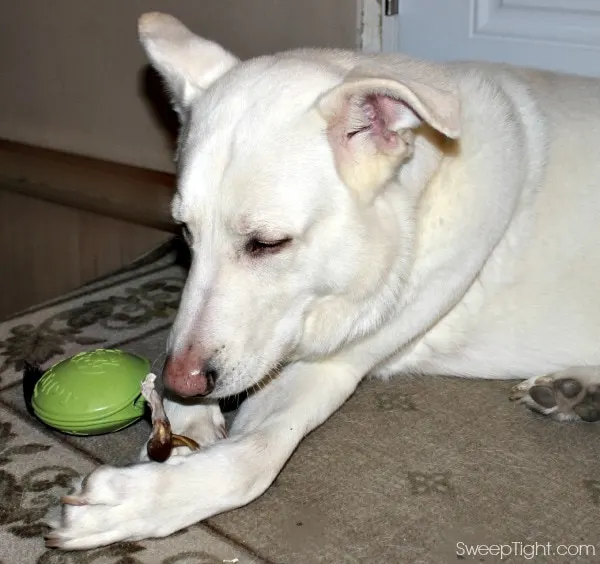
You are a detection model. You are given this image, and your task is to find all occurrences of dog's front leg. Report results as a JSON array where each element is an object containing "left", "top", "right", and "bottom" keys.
[{"left": 46, "top": 360, "right": 364, "bottom": 550}]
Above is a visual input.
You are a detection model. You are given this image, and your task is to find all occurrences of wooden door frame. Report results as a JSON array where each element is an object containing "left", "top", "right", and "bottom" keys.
[{"left": 358, "top": 0, "right": 399, "bottom": 53}]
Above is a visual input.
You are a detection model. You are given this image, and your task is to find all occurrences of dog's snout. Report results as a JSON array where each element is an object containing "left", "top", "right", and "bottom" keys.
[{"left": 162, "top": 349, "right": 218, "bottom": 398}]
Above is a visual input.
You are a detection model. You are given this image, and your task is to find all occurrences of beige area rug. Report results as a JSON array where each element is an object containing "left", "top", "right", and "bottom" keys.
[{"left": 1, "top": 240, "right": 600, "bottom": 564}]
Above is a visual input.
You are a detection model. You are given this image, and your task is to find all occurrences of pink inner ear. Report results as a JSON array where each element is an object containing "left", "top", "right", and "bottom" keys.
[{"left": 360, "top": 94, "right": 420, "bottom": 151}]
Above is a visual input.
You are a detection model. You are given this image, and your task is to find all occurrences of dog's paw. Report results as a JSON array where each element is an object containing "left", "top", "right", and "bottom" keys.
[
  {"left": 169, "top": 409, "right": 227, "bottom": 458},
  {"left": 510, "top": 366, "right": 600, "bottom": 421},
  {"left": 45, "top": 464, "right": 169, "bottom": 550},
  {"left": 139, "top": 402, "right": 227, "bottom": 462},
  {"left": 177, "top": 402, "right": 227, "bottom": 449}
]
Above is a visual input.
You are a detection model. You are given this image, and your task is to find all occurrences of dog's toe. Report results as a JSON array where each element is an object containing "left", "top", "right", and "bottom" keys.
[
  {"left": 528, "top": 384, "right": 557, "bottom": 409},
  {"left": 572, "top": 387, "right": 600, "bottom": 422},
  {"left": 554, "top": 377, "right": 583, "bottom": 398}
]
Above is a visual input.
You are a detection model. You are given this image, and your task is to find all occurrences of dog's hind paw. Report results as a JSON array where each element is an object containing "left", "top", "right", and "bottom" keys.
[{"left": 510, "top": 366, "right": 600, "bottom": 421}]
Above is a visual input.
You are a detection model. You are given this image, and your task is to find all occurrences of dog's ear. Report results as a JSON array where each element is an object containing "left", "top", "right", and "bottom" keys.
[
  {"left": 138, "top": 12, "right": 239, "bottom": 117},
  {"left": 316, "top": 70, "right": 460, "bottom": 197}
]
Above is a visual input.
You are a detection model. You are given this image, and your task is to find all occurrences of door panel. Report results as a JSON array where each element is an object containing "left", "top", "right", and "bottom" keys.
[{"left": 387, "top": 0, "right": 600, "bottom": 77}]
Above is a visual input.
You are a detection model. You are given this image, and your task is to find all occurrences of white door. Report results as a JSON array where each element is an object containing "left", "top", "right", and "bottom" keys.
[{"left": 384, "top": 0, "right": 600, "bottom": 78}]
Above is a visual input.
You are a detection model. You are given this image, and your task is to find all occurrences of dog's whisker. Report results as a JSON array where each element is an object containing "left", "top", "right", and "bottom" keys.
[{"left": 151, "top": 351, "right": 168, "bottom": 372}]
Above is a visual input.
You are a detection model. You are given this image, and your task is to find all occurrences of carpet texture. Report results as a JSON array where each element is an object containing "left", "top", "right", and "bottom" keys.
[{"left": 1, "top": 241, "right": 599, "bottom": 563}]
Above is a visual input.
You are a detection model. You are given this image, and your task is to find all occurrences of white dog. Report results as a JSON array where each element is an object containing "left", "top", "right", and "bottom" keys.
[{"left": 46, "top": 13, "right": 600, "bottom": 549}]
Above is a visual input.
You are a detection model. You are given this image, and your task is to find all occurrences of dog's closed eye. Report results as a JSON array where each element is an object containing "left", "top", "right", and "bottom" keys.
[{"left": 245, "top": 237, "right": 292, "bottom": 256}]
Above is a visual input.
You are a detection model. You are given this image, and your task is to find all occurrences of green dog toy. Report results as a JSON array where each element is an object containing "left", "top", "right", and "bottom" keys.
[{"left": 29, "top": 349, "right": 150, "bottom": 435}]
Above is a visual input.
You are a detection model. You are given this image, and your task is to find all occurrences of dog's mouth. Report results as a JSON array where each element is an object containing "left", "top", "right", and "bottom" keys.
[{"left": 210, "top": 362, "right": 287, "bottom": 400}]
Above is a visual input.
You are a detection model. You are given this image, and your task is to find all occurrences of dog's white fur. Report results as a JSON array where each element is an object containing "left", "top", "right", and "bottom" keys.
[{"left": 47, "top": 13, "right": 600, "bottom": 549}]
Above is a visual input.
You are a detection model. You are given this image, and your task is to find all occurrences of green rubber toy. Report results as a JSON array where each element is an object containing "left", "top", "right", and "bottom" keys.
[{"left": 31, "top": 349, "right": 150, "bottom": 435}]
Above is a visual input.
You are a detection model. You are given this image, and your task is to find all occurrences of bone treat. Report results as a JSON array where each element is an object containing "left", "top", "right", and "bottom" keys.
[{"left": 141, "top": 373, "right": 200, "bottom": 462}]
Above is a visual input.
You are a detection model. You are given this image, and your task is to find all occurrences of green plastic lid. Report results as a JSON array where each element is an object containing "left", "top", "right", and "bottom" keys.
[{"left": 32, "top": 349, "right": 150, "bottom": 435}]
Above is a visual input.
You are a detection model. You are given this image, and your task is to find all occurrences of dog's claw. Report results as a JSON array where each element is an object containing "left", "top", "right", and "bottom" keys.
[
  {"left": 61, "top": 495, "right": 88, "bottom": 506},
  {"left": 509, "top": 382, "right": 527, "bottom": 401},
  {"left": 44, "top": 532, "right": 63, "bottom": 548}
]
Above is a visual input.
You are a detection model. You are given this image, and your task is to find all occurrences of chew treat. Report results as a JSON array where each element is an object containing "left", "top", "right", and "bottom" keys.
[{"left": 141, "top": 373, "right": 200, "bottom": 462}]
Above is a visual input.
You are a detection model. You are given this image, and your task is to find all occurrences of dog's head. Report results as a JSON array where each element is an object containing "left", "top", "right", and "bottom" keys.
[{"left": 139, "top": 13, "right": 460, "bottom": 398}]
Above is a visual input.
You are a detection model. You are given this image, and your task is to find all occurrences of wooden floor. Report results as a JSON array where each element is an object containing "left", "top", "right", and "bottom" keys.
[{"left": 0, "top": 140, "right": 177, "bottom": 320}]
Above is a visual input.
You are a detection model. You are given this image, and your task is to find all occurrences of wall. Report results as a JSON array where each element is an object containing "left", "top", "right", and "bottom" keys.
[
  {"left": 0, "top": 0, "right": 360, "bottom": 173},
  {"left": 0, "top": 189, "right": 170, "bottom": 319}
]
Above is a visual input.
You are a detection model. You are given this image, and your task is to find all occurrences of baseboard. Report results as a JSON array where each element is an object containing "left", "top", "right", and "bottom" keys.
[{"left": 0, "top": 139, "right": 177, "bottom": 232}]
